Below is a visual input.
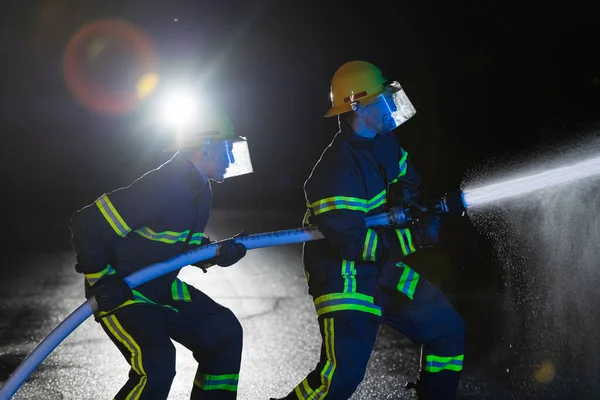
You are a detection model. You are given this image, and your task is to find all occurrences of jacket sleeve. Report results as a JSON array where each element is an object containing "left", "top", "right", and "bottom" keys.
[
  {"left": 305, "top": 167, "right": 385, "bottom": 262},
  {"left": 70, "top": 172, "right": 172, "bottom": 285},
  {"left": 386, "top": 148, "right": 421, "bottom": 257}
]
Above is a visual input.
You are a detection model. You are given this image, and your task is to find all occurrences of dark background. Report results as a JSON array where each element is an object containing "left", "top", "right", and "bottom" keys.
[
  {"left": 2, "top": 0, "right": 600, "bottom": 246},
  {"left": 1, "top": 0, "right": 600, "bottom": 395}
]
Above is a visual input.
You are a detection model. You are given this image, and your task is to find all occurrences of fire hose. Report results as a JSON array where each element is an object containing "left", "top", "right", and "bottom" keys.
[{"left": 0, "top": 192, "right": 466, "bottom": 399}]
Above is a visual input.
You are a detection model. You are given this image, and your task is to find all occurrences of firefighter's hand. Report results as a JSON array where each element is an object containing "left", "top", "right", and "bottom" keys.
[
  {"left": 90, "top": 275, "right": 134, "bottom": 312},
  {"left": 401, "top": 183, "right": 421, "bottom": 204},
  {"left": 214, "top": 232, "right": 247, "bottom": 267},
  {"left": 411, "top": 215, "right": 441, "bottom": 249}
]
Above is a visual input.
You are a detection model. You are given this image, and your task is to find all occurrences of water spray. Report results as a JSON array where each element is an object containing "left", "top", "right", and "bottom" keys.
[{"left": 461, "top": 153, "right": 600, "bottom": 209}]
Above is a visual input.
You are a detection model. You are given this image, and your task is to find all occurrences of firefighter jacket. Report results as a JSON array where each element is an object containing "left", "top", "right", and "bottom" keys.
[
  {"left": 70, "top": 152, "right": 212, "bottom": 313},
  {"left": 302, "top": 123, "right": 421, "bottom": 317}
]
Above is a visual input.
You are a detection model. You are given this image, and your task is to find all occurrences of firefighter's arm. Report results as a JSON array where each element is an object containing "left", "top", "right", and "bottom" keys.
[
  {"left": 70, "top": 173, "right": 171, "bottom": 285},
  {"left": 306, "top": 169, "right": 385, "bottom": 262},
  {"left": 383, "top": 147, "right": 428, "bottom": 257}
]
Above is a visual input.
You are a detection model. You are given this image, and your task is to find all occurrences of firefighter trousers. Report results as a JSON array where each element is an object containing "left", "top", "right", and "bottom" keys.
[
  {"left": 99, "top": 286, "right": 243, "bottom": 400},
  {"left": 283, "top": 262, "right": 465, "bottom": 400}
]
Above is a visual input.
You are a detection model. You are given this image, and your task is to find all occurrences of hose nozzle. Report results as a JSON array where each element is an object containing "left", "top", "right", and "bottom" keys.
[{"left": 431, "top": 191, "right": 467, "bottom": 215}]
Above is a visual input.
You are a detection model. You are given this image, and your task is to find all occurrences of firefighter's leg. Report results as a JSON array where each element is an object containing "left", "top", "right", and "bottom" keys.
[
  {"left": 166, "top": 286, "right": 243, "bottom": 400},
  {"left": 280, "top": 311, "right": 380, "bottom": 400},
  {"left": 99, "top": 305, "right": 177, "bottom": 400},
  {"left": 377, "top": 262, "right": 465, "bottom": 400}
]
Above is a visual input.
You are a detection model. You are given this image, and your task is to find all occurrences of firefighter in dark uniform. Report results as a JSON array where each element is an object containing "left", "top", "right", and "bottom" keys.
[
  {"left": 271, "top": 61, "right": 465, "bottom": 400},
  {"left": 70, "top": 110, "right": 252, "bottom": 400}
]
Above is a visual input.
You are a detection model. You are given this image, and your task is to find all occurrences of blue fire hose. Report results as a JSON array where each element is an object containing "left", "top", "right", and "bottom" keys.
[{"left": 0, "top": 210, "right": 396, "bottom": 399}]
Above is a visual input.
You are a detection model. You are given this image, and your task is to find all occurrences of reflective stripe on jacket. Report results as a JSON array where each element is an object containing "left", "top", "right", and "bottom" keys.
[
  {"left": 70, "top": 153, "right": 212, "bottom": 306},
  {"left": 302, "top": 123, "right": 421, "bottom": 304}
]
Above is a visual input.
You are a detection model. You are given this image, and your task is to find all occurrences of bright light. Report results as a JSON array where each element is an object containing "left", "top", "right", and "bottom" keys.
[{"left": 160, "top": 90, "right": 200, "bottom": 128}]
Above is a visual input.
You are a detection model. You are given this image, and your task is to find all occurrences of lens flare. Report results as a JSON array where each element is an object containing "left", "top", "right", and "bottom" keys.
[
  {"left": 63, "top": 18, "right": 158, "bottom": 115},
  {"left": 136, "top": 73, "right": 159, "bottom": 100}
]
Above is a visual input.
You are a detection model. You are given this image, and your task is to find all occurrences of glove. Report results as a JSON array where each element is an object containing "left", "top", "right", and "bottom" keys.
[
  {"left": 214, "top": 235, "right": 247, "bottom": 267},
  {"left": 389, "top": 180, "right": 421, "bottom": 207},
  {"left": 90, "top": 274, "right": 134, "bottom": 312},
  {"left": 192, "top": 232, "right": 247, "bottom": 271},
  {"left": 411, "top": 215, "right": 441, "bottom": 249},
  {"left": 401, "top": 183, "right": 421, "bottom": 204}
]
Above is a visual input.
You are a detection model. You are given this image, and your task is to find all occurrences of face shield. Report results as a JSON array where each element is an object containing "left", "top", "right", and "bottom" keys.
[
  {"left": 215, "top": 136, "right": 254, "bottom": 180},
  {"left": 369, "top": 81, "right": 417, "bottom": 131}
]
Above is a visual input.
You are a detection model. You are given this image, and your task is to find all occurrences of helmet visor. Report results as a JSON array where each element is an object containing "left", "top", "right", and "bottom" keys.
[
  {"left": 223, "top": 137, "right": 254, "bottom": 179},
  {"left": 381, "top": 81, "right": 417, "bottom": 129}
]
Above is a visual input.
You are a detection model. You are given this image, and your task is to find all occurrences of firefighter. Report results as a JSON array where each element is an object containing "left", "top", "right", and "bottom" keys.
[
  {"left": 271, "top": 61, "right": 465, "bottom": 399},
  {"left": 70, "top": 109, "right": 253, "bottom": 399}
]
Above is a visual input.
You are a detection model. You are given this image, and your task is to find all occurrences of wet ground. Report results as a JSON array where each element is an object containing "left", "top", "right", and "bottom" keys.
[{"left": 0, "top": 209, "right": 591, "bottom": 399}]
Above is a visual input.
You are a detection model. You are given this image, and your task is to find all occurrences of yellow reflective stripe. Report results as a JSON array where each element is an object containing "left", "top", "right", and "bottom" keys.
[
  {"left": 396, "top": 229, "right": 408, "bottom": 255},
  {"left": 391, "top": 149, "right": 409, "bottom": 184},
  {"left": 395, "top": 228, "right": 416, "bottom": 256},
  {"left": 181, "top": 282, "right": 191, "bottom": 301},
  {"left": 295, "top": 378, "right": 315, "bottom": 400},
  {"left": 314, "top": 292, "right": 381, "bottom": 317},
  {"left": 311, "top": 195, "right": 368, "bottom": 215},
  {"left": 371, "top": 232, "right": 379, "bottom": 260},
  {"left": 341, "top": 260, "right": 356, "bottom": 293},
  {"left": 171, "top": 279, "right": 192, "bottom": 302},
  {"left": 397, "top": 262, "right": 420, "bottom": 300},
  {"left": 314, "top": 292, "right": 375, "bottom": 305},
  {"left": 425, "top": 354, "right": 464, "bottom": 373},
  {"left": 316, "top": 303, "right": 381, "bottom": 317},
  {"left": 398, "top": 150, "right": 408, "bottom": 177},
  {"left": 404, "top": 229, "right": 416, "bottom": 253},
  {"left": 171, "top": 280, "right": 178, "bottom": 300},
  {"left": 135, "top": 228, "right": 204, "bottom": 245},
  {"left": 361, "top": 229, "right": 378, "bottom": 262},
  {"left": 95, "top": 194, "right": 131, "bottom": 237},
  {"left": 102, "top": 315, "right": 147, "bottom": 399},
  {"left": 85, "top": 264, "right": 116, "bottom": 287},
  {"left": 367, "top": 189, "right": 387, "bottom": 211},
  {"left": 361, "top": 230, "right": 372, "bottom": 260},
  {"left": 96, "top": 290, "right": 178, "bottom": 317},
  {"left": 188, "top": 232, "right": 205, "bottom": 245},
  {"left": 194, "top": 373, "right": 239, "bottom": 391},
  {"left": 306, "top": 317, "right": 336, "bottom": 400},
  {"left": 310, "top": 190, "right": 387, "bottom": 216},
  {"left": 135, "top": 227, "right": 188, "bottom": 244}
]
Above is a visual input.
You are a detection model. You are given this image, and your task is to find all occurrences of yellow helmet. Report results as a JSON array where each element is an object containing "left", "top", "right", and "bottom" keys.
[
  {"left": 325, "top": 60, "right": 399, "bottom": 117},
  {"left": 325, "top": 60, "right": 417, "bottom": 128}
]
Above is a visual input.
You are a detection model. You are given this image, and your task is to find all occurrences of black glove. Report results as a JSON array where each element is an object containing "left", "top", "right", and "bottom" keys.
[
  {"left": 401, "top": 183, "right": 421, "bottom": 205},
  {"left": 411, "top": 215, "right": 441, "bottom": 249},
  {"left": 90, "top": 274, "right": 134, "bottom": 312},
  {"left": 190, "top": 236, "right": 214, "bottom": 272},
  {"left": 389, "top": 180, "right": 421, "bottom": 207},
  {"left": 214, "top": 236, "right": 247, "bottom": 267},
  {"left": 192, "top": 232, "right": 247, "bottom": 271}
]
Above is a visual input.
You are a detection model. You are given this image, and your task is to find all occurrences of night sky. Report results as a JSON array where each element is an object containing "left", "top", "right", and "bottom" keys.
[{"left": 1, "top": 0, "right": 599, "bottom": 258}]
